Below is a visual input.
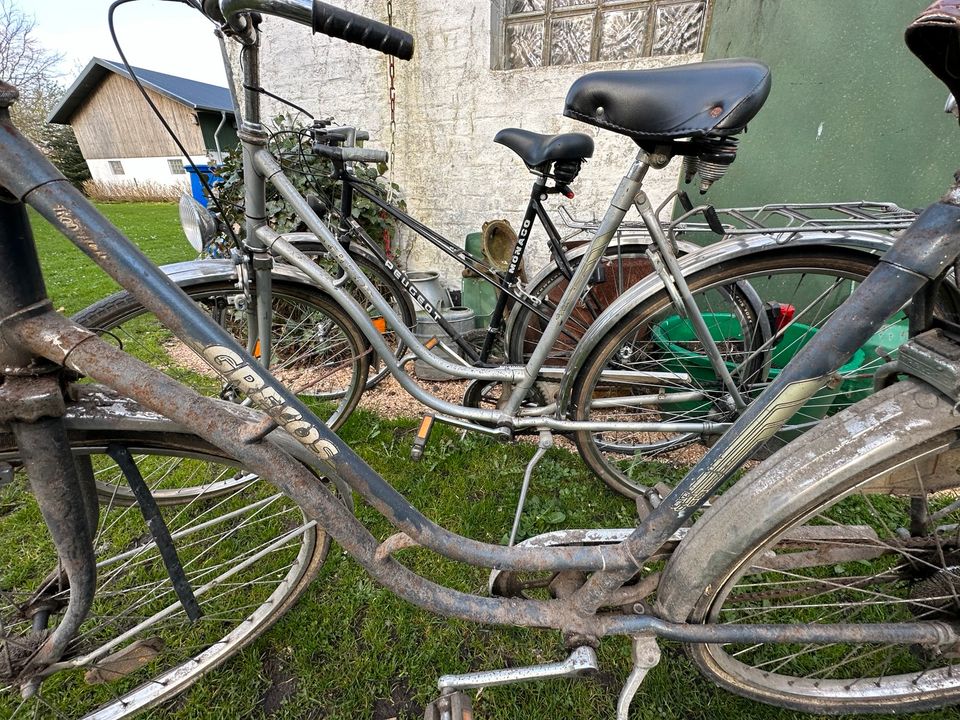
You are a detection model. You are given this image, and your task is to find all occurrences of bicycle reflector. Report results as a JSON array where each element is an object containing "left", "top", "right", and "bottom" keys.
[{"left": 766, "top": 302, "right": 796, "bottom": 333}]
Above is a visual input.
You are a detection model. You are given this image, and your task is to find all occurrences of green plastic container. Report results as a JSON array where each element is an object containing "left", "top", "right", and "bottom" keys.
[
  {"left": 462, "top": 231, "right": 497, "bottom": 328},
  {"left": 651, "top": 314, "right": 867, "bottom": 436},
  {"left": 836, "top": 317, "right": 909, "bottom": 407}
]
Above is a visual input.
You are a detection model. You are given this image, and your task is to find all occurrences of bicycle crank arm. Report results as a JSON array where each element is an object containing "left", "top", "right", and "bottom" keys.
[{"left": 436, "top": 645, "right": 598, "bottom": 692}]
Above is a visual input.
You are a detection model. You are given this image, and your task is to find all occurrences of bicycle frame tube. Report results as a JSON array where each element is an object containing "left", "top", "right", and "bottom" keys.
[
  {"left": 0, "top": 187, "right": 97, "bottom": 683},
  {"left": 347, "top": 179, "right": 573, "bottom": 338},
  {"left": 345, "top": 177, "right": 592, "bottom": 362}
]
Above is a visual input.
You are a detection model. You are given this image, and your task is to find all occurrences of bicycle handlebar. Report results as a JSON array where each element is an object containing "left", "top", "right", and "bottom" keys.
[
  {"left": 215, "top": 0, "right": 414, "bottom": 60},
  {"left": 313, "top": 1, "right": 414, "bottom": 60},
  {"left": 315, "top": 144, "right": 389, "bottom": 164}
]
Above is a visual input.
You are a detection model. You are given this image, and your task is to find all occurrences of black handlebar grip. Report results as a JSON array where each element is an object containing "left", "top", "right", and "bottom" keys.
[{"left": 312, "top": 1, "right": 414, "bottom": 60}]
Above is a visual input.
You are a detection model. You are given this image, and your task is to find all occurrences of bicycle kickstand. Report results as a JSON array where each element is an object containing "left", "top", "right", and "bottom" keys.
[
  {"left": 616, "top": 635, "right": 661, "bottom": 720},
  {"left": 424, "top": 646, "right": 599, "bottom": 719}
]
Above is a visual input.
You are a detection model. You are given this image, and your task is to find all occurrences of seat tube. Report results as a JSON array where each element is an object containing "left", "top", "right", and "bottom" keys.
[
  {"left": 501, "top": 151, "right": 651, "bottom": 416},
  {"left": 635, "top": 191, "right": 747, "bottom": 409},
  {"left": 480, "top": 178, "right": 544, "bottom": 360}
]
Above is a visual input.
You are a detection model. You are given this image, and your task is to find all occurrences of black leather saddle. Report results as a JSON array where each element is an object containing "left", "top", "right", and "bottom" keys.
[
  {"left": 563, "top": 59, "right": 771, "bottom": 146},
  {"left": 494, "top": 128, "right": 595, "bottom": 168}
]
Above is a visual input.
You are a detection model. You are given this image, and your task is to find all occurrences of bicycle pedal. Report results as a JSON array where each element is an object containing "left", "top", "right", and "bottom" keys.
[{"left": 411, "top": 415, "right": 435, "bottom": 461}]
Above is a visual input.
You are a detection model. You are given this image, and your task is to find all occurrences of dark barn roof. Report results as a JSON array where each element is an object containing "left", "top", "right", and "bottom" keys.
[{"left": 48, "top": 58, "right": 233, "bottom": 124}]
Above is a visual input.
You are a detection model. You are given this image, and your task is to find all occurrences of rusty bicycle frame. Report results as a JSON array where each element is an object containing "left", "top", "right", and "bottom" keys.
[{"left": 4, "top": 0, "right": 960, "bottom": 714}]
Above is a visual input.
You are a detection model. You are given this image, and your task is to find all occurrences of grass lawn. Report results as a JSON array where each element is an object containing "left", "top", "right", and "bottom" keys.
[{"left": 26, "top": 203, "right": 958, "bottom": 720}]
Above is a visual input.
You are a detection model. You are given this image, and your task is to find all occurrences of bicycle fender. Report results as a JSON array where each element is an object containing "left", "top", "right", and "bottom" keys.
[
  {"left": 655, "top": 378, "right": 960, "bottom": 622},
  {"left": 554, "top": 231, "right": 894, "bottom": 414},
  {"left": 503, "top": 239, "right": 702, "bottom": 348},
  {"left": 148, "top": 257, "right": 319, "bottom": 290}
]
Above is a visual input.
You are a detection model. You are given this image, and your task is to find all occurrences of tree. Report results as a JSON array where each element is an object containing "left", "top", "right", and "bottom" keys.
[
  {"left": 0, "top": 0, "right": 90, "bottom": 188},
  {"left": 46, "top": 123, "right": 91, "bottom": 187},
  {"left": 0, "top": 0, "right": 63, "bottom": 143}
]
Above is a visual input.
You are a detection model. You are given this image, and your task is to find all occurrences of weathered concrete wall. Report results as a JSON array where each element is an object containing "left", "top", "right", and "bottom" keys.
[{"left": 258, "top": 1, "right": 702, "bottom": 287}]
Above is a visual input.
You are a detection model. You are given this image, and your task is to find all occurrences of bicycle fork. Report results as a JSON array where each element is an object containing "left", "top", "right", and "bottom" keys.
[{"left": 0, "top": 192, "right": 97, "bottom": 694}]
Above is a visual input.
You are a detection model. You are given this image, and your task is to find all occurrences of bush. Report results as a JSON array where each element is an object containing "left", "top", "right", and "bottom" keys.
[
  {"left": 46, "top": 124, "right": 91, "bottom": 190},
  {"left": 212, "top": 115, "right": 405, "bottom": 247}
]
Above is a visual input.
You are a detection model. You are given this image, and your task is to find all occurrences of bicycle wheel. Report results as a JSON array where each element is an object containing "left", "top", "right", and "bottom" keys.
[
  {"left": 657, "top": 379, "right": 960, "bottom": 714},
  {"left": 75, "top": 279, "right": 370, "bottom": 431},
  {"left": 284, "top": 241, "right": 417, "bottom": 390},
  {"left": 0, "top": 428, "right": 327, "bottom": 718},
  {"left": 507, "top": 243, "right": 655, "bottom": 365},
  {"left": 571, "top": 248, "right": 889, "bottom": 497}
]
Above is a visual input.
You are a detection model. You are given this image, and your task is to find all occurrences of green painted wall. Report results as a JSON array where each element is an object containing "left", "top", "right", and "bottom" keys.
[
  {"left": 696, "top": 0, "right": 960, "bottom": 211},
  {"left": 199, "top": 112, "right": 239, "bottom": 156}
]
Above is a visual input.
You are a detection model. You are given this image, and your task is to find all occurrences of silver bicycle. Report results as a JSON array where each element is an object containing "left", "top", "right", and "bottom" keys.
[
  {"left": 4, "top": 0, "right": 960, "bottom": 718},
  {"left": 76, "top": 0, "right": 920, "bottom": 508}
]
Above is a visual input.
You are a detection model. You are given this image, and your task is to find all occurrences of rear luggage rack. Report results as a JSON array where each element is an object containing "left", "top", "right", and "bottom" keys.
[{"left": 558, "top": 199, "right": 917, "bottom": 246}]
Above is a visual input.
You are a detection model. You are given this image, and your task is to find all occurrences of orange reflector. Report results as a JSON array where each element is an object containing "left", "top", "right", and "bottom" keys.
[
  {"left": 417, "top": 416, "right": 433, "bottom": 439},
  {"left": 253, "top": 339, "right": 261, "bottom": 359},
  {"left": 372, "top": 316, "right": 387, "bottom": 334}
]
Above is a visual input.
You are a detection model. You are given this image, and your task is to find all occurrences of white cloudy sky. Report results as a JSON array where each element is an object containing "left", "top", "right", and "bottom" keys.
[{"left": 27, "top": 0, "right": 228, "bottom": 86}]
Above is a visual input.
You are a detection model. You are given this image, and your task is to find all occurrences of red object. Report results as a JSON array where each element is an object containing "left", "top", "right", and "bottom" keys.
[{"left": 767, "top": 302, "right": 796, "bottom": 333}]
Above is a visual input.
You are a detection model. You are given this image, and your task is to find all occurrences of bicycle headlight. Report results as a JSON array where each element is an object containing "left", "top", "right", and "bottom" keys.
[{"left": 178, "top": 194, "right": 217, "bottom": 253}]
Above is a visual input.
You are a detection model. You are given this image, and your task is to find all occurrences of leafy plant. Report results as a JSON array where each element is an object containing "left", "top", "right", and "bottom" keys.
[{"left": 212, "top": 114, "right": 405, "bottom": 247}]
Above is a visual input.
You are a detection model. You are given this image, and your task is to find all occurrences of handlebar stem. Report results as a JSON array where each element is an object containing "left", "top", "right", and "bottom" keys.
[{"left": 218, "top": 0, "right": 311, "bottom": 32}]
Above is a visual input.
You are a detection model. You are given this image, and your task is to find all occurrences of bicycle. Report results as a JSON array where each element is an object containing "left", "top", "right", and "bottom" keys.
[
  {"left": 5, "top": 0, "right": 960, "bottom": 717},
  {"left": 73, "top": 2, "right": 919, "bottom": 507}
]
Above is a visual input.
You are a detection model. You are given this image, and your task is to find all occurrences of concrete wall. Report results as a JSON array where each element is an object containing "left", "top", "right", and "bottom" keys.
[
  {"left": 258, "top": 1, "right": 703, "bottom": 286},
  {"left": 696, "top": 0, "right": 960, "bottom": 212}
]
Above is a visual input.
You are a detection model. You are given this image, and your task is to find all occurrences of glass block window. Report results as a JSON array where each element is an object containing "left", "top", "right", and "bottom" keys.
[
  {"left": 168, "top": 159, "right": 187, "bottom": 175},
  {"left": 499, "top": 0, "right": 708, "bottom": 69}
]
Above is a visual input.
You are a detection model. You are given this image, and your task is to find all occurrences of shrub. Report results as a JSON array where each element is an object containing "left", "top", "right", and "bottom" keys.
[{"left": 212, "top": 115, "right": 405, "bottom": 247}]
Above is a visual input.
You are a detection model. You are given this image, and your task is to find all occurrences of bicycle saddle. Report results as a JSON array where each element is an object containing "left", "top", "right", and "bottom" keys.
[
  {"left": 563, "top": 58, "right": 771, "bottom": 145},
  {"left": 494, "top": 128, "right": 594, "bottom": 168},
  {"left": 906, "top": 0, "right": 960, "bottom": 102}
]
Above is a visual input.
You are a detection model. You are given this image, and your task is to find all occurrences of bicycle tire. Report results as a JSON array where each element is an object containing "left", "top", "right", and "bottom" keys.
[
  {"left": 507, "top": 243, "right": 656, "bottom": 365},
  {"left": 74, "top": 279, "right": 370, "bottom": 432},
  {"left": 571, "top": 247, "right": 887, "bottom": 497},
  {"left": 656, "top": 379, "right": 960, "bottom": 714},
  {"left": 0, "top": 427, "right": 327, "bottom": 719},
  {"left": 282, "top": 240, "right": 417, "bottom": 390}
]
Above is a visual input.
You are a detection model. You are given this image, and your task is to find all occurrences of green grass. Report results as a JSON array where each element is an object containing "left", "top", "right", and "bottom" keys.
[
  {"left": 30, "top": 202, "right": 194, "bottom": 315},
  {"left": 25, "top": 203, "right": 960, "bottom": 719}
]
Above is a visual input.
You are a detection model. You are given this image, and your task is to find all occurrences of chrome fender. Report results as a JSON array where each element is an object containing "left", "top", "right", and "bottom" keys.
[{"left": 554, "top": 230, "right": 894, "bottom": 415}]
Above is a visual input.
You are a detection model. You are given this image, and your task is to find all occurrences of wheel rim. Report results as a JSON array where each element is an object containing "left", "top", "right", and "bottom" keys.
[
  {"left": 0, "top": 440, "right": 322, "bottom": 718},
  {"left": 82, "top": 283, "right": 368, "bottom": 431},
  {"left": 291, "top": 245, "right": 414, "bottom": 391},
  {"left": 509, "top": 251, "right": 655, "bottom": 366},
  {"left": 574, "top": 254, "right": 895, "bottom": 495},
  {"left": 693, "top": 441, "right": 960, "bottom": 709}
]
